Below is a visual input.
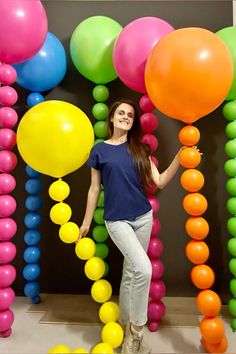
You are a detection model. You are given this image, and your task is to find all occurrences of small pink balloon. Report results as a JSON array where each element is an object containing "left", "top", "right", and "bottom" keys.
[
  {"left": 151, "top": 217, "right": 161, "bottom": 236},
  {"left": 139, "top": 95, "right": 155, "bottom": 112},
  {"left": 0, "top": 86, "right": 18, "bottom": 107},
  {"left": 146, "top": 183, "right": 157, "bottom": 194},
  {"left": 148, "top": 300, "right": 166, "bottom": 321},
  {"left": 0, "top": 195, "right": 16, "bottom": 217},
  {"left": 141, "top": 134, "right": 158, "bottom": 153},
  {"left": 0, "top": 173, "right": 16, "bottom": 194},
  {"left": 0, "top": 129, "right": 16, "bottom": 149},
  {"left": 140, "top": 113, "right": 158, "bottom": 133},
  {"left": 149, "top": 279, "right": 166, "bottom": 300},
  {"left": 148, "top": 321, "right": 160, "bottom": 332},
  {"left": 0, "top": 150, "right": 17, "bottom": 172},
  {"left": 0, "top": 64, "right": 17, "bottom": 85},
  {"left": 0, "top": 287, "right": 15, "bottom": 311},
  {"left": 151, "top": 259, "right": 164, "bottom": 279},
  {"left": 0, "top": 107, "right": 18, "bottom": 128},
  {"left": 147, "top": 195, "right": 160, "bottom": 214},
  {"left": 0, "top": 309, "right": 14, "bottom": 332},
  {"left": 0, "top": 264, "right": 16, "bottom": 288},
  {"left": 148, "top": 237, "right": 163, "bottom": 258},
  {"left": 0, "top": 218, "right": 17, "bottom": 241},
  {"left": 1, "top": 327, "right": 12, "bottom": 337},
  {"left": 150, "top": 155, "right": 158, "bottom": 168},
  {"left": 0, "top": 242, "right": 16, "bottom": 264}
]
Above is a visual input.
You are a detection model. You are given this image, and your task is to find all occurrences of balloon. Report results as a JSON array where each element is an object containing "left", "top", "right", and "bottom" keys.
[
  {"left": 147, "top": 195, "right": 160, "bottom": 214},
  {"left": 94, "top": 208, "right": 104, "bottom": 224},
  {"left": 225, "top": 140, "right": 236, "bottom": 158},
  {"left": 140, "top": 113, "right": 158, "bottom": 133},
  {"left": 50, "top": 203, "right": 72, "bottom": 225},
  {"left": 92, "top": 225, "right": 108, "bottom": 243},
  {"left": 94, "top": 243, "right": 109, "bottom": 259},
  {"left": 0, "top": 128, "right": 16, "bottom": 150},
  {"left": 91, "top": 343, "right": 114, "bottom": 354},
  {"left": 0, "top": 86, "right": 18, "bottom": 106},
  {"left": 0, "top": 218, "right": 17, "bottom": 241},
  {"left": 0, "top": 64, "right": 17, "bottom": 85},
  {"left": 84, "top": 257, "right": 105, "bottom": 281},
  {"left": 25, "top": 179, "right": 42, "bottom": 194},
  {"left": 101, "top": 322, "right": 124, "bottom": 349},
  {"left": 0, "top": 0, "right": 47, "bottom": 64},
  {"left": 145, "top": 28, "right": 233, "bottom": 123},
  {"left": 151, "top": 259, "right": 164, "bottom": 279},
  {"left": 225, "top": 121, "right": 236, "bottom": 139},
  {"left": 23, "top": 264, "right": 40, "bottom": 281},
  {"left": 70, "top": 16, "right": 122, "bottom": 84},
  {"left": 185, "top": 217, "right": 209, "bottom": 240},
  {"left": 49, "top": 180, "right": 70, "bottom": 202},
  {"left": 180, "top": 169, "right": 204, "bottom": 192},
  {"left": 185, "top": 240, "right": 209, "bottom": 264},
  {"left": 71, "top": 349, "right": 89, "bottom": 354},
  {"left": 226, "top": 178, "right": 236, "bottom": 196},
  {"left": 48, "top": 345, "right": 71, "bottom": 354},
  {"left": 24, "top": 282, "right": 40, "bottom": 298},
  {"left": 149, "top": 279, "right": 166, "bottom": 300},
  {"left": 24, "top": 230, "right": 41, "bottom": 246},
  {"left": 227, "top": 197, "right": 236, "bottom": 215},
  {"left": 14, "top": 32, "right": 67, "bottom": 92},
  {"left": 0, "top": 264, "right": 16, "bottom": 288},
  {"left": 227, "top": 216, "right": 236, "bottom": 236},
  {"left": 17, "top": 100, "right": 94, "bottom": 178},
  {"left": 230, "top": 278, "right": 236, "bottom": 297},
  {"left": 0, "top": 107, "right": 18, "bottom": 128},
  {"left": 148, "top": 321, "right": 160, "bottom": 332},
  {"left": 183, "top": 193, "right": 207, "bottom": 216},
  {"left": 97, "top": 191, "right": 104, "bottom": 207},
  {"left": 59, "top": 222, "right": 79, "bottom": 244},
  {"left": 147, "top": 238, "right": 163, "bottom": 258},
  {"left": 191, "top": 265, "right": 215, "bottom": 289},
  {"left": 0, "top": 242, "right": 16, "bottom": 264},
  {"left": 202, "top": 336, "right": 228, "bottom": 354},
  {"left": 0, "top": 173, "right": 16, "bottom": 194},
  {"left": 227, "top": 237, "right": 236, "bottom": 256},
  {"left": 113, "top": 17, "right": 174, "bottom": 93},
  {"left": 27, "top": 93, "right": 44, "bottom": 108},
  {"left": 148, "top": 300, "right": 166, "bottom": 321},
  {"left": 224, "top": 159, "right": 236, "bottom": 177},
  {"left": 178, "top": 147, "right": 201, "bottom": 169},
  {"left": 141, "top": 134, "right": 158, "bottom": 153},
  {"left": 75, "top": 238, "right": 96, "bottom": 260},
  {"left": 25, "top": 166, "right": 40, "bottom": 177},
  {"left": 25, "top": 195, "right": 42, "bottom": 211},
  {"left": 92, "top": 85, "right": 109, "bottom": 102},
  {"left": 196, "top": 290, "right": 221, "bottom": 317},
  {"left": 229, "top": 258, "right": 236, "bottom": 277},
  {"left": 0, "top": 150, "right": 17, "bottom": 173},
  {"left": 92, "top": 103, "right": 109, "bottom": 120},
  {"left": 91, "top": 279, "right": 112, "bottom": 303},
  {"left": 23, "top": 247, "right": 41, "bottom": 264},
  {"left": 24, "top": 212, "right": 41, "bottom": 229},
  {"left": 0, "top": 309, "right": 14, "bottom": 332},
  {"left": 0, "top": 287, "right": 15, "bottom": 311},
  {"left": 99, "top": 301, "right": 119, "bottom": 324},
  {"left": 223, "top": 100, "right": 236, "bottom": 120},
  {"left": 151, "top": 217, "right": 161, "bottom": 236},
  {"left": 200, "top": 317, "right": 225, "bottom": 345},
  {"left": 0, "top": 195, "right": 16, "bottom": 217},
  {"left": 178, "top": 126, "right": 200, "bottom": 146},
  {"left": 139, "top": 95, "right": 155, "bottom": 113},
  {"left": 94, "top": 121, "right": 108, "bottom": 139}
]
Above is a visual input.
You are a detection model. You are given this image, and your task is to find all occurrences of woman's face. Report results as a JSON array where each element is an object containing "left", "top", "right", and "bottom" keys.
[{"left": 111, "top": 103, "right": 135, "bottom": 132}]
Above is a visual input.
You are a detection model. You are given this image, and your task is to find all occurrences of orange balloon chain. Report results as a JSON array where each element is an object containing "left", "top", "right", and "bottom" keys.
[
  {"left": 178, "top": 125, "right": 227, "bottom": 353},
  {"left": 47, "top": 178, "right": 124, "bottom": 354}
]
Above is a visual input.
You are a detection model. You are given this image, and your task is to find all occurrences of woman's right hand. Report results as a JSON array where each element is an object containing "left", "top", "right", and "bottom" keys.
[{"left": 79, "top": 224, "right": 90, "bottom": 239}]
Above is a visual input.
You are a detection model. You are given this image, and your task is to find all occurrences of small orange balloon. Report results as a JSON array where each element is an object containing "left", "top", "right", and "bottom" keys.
[
  {"left": 200, "top": 317, "right": 225, "bottom": 345},
  {"left": 180, "top": 169, "right": 204, "bottom": 192},
  {"left": 183, "top": 193, "right": 207, "bottom": 216},
  {"left": 191, "top": 264, "right": 215, "bottom": 289},
  {"left": 185, "top": 217, "right": 209, "bottom": 240},
  {"left": 185, "top": 240, "right": 209, "bottom": 264},
  {"left": 178, "top": 147, "right": 201, "bottom": 168},
  {"left": 178, "top": 126, "right": 200, "bottom": 146},
  {"left": 196, "top": 290, "right": 221, "bottom": 317},
  {"left": 202, "top": 336, "right": 228, "bottom": 353}
]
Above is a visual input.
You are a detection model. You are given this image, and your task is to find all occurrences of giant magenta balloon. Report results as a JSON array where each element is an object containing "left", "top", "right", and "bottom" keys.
[
  {"left": 0, "top": 0, "right": 48, "bottom": 64},
  {"left": 145, "top": 27, "right": 233, "bottom": 123},
  {"left": 113, "top": 17, "right": 173, "bottom": 93}
]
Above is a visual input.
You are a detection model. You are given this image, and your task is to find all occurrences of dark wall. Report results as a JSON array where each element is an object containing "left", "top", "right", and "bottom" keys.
[{"left": 12, "top": 1, "right": 233, "bottom": 301}]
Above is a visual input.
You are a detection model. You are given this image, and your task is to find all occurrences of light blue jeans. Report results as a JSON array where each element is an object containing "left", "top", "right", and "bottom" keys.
[{"left": 105, "top": 210, "right": 153, "bottom": 326}]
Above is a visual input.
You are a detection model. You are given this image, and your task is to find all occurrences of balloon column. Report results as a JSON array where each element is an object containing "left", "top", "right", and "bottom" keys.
[
  {"left": 113, "top": 17, "right": 174, "bottom": 331},
  {"left": 216, "top": 26, "right": 236, "bottom": 333},
  {"left": 0, "top": 0, "right": 47, "bottom": 337},
  {"left": 145, "top": 27, "right": 233, "bottom": 352}
]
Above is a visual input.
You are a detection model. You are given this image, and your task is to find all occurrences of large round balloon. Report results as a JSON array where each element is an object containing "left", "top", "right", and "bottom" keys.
[
  {"left": 70, "top": 16, "right": 122, "bottom": 84},
  {"left": 13, "top": 32, "right": 67, "bottom": 92},
  {"left": 0, "top": 0, "right": 48, "bottom": 64},
  {"left": 113, "top": 17, "right": 174, "bottom": 93},
  {"left": 17, "top": 101, "right": 94, "bottom": 178},
  {"left": 145, "top": 27, "right": 233, "bottom": 123},
  {"left": 216, "top": 26, "right": 236, "bottom": 101}
]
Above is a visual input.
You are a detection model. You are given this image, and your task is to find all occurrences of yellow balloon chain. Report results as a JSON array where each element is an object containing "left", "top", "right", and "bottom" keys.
[{"left": 47, "top": 178, "right": 124, "bottom": 354}]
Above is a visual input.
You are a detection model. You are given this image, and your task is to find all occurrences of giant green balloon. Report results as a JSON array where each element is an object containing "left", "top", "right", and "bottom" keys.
[
  {"left": 70, "top": 16, "right": 122, "bottom": 84},
  {"left": 216, "top": 27, "right": 236, "bottom": 100}
]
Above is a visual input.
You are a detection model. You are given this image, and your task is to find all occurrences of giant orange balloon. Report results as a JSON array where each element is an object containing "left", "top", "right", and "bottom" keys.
[
  {"left": 200, "top": 317, "right": 225, "bottom": 345},
  {"left": 145, "top": 28, "right": 233, "bottom": 123}
]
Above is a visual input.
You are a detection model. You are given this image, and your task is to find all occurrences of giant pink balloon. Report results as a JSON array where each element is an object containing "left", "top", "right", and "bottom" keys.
[
  {"left": 0, "top": 0, "right": 48, "bottom": 64},
  {"left": 113, "top": 17, "right": 174, "bottom": 93}
]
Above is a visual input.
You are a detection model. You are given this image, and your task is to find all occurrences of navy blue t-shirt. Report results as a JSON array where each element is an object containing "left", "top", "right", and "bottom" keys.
[{"left": 87, "top": 141, "right": 151, "bottom": 221}]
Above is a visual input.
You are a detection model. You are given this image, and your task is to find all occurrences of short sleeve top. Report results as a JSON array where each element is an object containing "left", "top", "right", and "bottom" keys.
[{"left": 87, "top": 141, "right": 151, "bottom": 221}]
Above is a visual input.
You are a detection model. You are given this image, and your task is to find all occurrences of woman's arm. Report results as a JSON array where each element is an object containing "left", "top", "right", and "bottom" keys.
[{"left": 79, "top": 168, "right": 101, "bottom": 238}]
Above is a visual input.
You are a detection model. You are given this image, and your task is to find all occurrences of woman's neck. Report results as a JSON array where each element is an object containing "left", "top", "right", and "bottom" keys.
[{"left": 108, "top": 132, "right": 128, "bottom": 144}]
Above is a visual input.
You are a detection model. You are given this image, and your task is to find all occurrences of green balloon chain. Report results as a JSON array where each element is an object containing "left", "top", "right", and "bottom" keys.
[{"left": 223, "top": 100, "right": 236, "bottom": 331}]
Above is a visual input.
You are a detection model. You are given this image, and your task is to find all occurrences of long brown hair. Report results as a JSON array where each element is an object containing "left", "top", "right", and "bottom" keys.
[{"left": 107, "top": 99, "right": 154, "bottom": 191}]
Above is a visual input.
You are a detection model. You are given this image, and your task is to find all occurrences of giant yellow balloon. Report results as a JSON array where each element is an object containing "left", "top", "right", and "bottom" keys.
[{"left": 17, "top": 100, "right": 94, "bottom": 177}]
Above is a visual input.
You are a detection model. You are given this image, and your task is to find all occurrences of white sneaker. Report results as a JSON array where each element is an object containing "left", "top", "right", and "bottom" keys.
[{"left": 121, "top": 324, "right": 151, "bottom": 353}]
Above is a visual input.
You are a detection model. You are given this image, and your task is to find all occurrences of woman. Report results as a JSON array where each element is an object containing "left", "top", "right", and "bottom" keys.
[{"left": 79, "top": 99, "right": 182, "bottom": 353}]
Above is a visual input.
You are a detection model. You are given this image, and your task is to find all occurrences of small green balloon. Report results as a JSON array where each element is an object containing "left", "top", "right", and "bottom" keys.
[
  {"left": 94, "top": 121, "right": 108, "bottom": 139},
  {"left": 230, "top": 278, "right": 236, "bottom": 297},
  {"left": 92, "top": 103, "right": 109, "bottom": 120},
  {"left": 94, "top": 139, "right": 104, "bottom": 145},
  {"left": 227, "top": 237, "right": 236, "bottom": 256},
  {"left": 231, "top": 318, "right": 236, "bottom": 331},
  {"left": 226, "top": 178, "right": 236, "bottom": 196},
  {"left": 103, "top": 261, "right": 109, "bottom": 277},
  {"left": 224, "top": 159, "right": 236, "bottom": 177},
  {"left": 229, "top": 258, "right": 236, "bottom": 276},
  {"left": 222, "top": 101, "right": 236, "bottom": 119},
  {"left": 98, "top": 190, "right": 104, "bottom": 207},
  {"left": 94, "top": 243, "right": 109, "bottom": 259},
  {"left": 225, "top": 121, "right": 236, "bottom": 139},
  {"left": 93, "top": 85, "right": 109, "bottom": 102},
  {"left": 227, "top": 197, "right": 236, "bottom": 215},
  {"left": 227, "top": 216, "right": 236, "bottom": 236},
  {"left": 94, "top": 207, "right": 104, "bottom": 224},
  {"left": 229, "top": 298, "right": 236, "bottom": 317},
  {"left": 225, "top": 140, "right": 236, "bottom": 158},
  {"left": 92, "top": 225, "right": 108, "bottom": 242}
]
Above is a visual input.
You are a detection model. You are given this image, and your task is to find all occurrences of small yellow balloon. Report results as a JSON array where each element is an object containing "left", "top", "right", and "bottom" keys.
[
  {"left": 91, "top": 279, "right": 112, "bottom": 303},
  {"left": 50, "top": 202, "right": 72, "bottom": 225},
  {"left": 84, "top": 257, "right": 105, "bottom": 280},
  {"left": 59, "top": 222, "right": 79, "bottom": 243},
  {"left": 99, "top": 301, "right": 119, "bottom": 324},
  {"left": 91, "top": 342, "right": 114, "bottom": 354},
  {"left": 49, "top": 180, "right": 70, "bottom": 201},
  {"left": 48, "top": 344, "right": 71, "bottom": 353},
  {"left": 101, "top": 322, "right": 124, "bottom": 349},
  {"left": 71, "top": 348, "right": 88, "bottom": 353},
  {"left": 75, "top": 238, "right": 96, "bottom": 260},
  {"left": 17, "top": 100, "right": 94, "bottom": 178}
]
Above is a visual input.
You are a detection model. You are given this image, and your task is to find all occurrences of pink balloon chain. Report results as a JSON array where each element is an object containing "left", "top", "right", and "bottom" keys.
[
  {"left": 0, "top": 64, "right": 18, "bottom": 337},
  {"left": 139, "top": 95, "right": 166, "bottom": 332}
]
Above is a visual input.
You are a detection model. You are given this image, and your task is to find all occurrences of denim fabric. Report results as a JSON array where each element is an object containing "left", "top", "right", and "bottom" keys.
[{"left": 105, "top": 210, "right": 153, "bottom": 326}]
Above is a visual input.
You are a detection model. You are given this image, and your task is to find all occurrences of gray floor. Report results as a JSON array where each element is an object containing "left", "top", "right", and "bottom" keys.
[{"left": 0, "top": 296, "right": 235, "bottom": 354}]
